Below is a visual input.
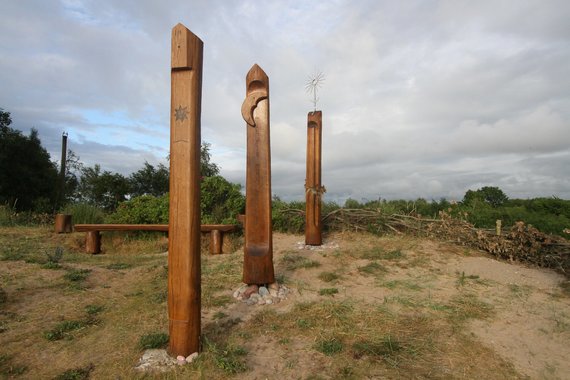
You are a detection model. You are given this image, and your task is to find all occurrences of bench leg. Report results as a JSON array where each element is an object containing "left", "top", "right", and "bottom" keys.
[
  {"left": 209, "top": 230, "right": 222, "bottom": 255},
  {"left": 86, "top": 231, "right": 101, "bottom": 254}
]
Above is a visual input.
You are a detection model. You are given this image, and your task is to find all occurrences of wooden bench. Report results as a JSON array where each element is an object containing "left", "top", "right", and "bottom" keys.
[{"left": 73, "top": 224, "right": 237, "bottom": 255}]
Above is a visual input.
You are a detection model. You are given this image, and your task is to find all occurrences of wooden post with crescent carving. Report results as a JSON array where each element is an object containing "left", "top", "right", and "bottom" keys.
[
  {"left": 241, "top": 64, "right": 275, "bottom": 285},
  {"left": 305, "top": 111, "right": 323, "bottom": 245},
  {"left": 168, "top": 23, "right": 203, "bottom": 357}
]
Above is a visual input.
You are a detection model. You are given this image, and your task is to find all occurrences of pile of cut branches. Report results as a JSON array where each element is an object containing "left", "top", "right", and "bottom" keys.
[{"left": 321, "top": 208, "right": 570, "bottom": 276}]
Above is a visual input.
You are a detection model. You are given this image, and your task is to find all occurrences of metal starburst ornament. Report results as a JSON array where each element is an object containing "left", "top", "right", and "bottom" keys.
[{"left": 305, "top": 71, "right": 325, "bottom": 112}]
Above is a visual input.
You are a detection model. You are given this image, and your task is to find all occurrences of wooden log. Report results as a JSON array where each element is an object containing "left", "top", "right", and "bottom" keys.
[
  {"left": 210, "top": 229, "right": 222, "bottom": 255},
  {"left": 85, "top": 231, "right": 101, "bottom": 254},
  {"left": 305, "top": 111, "right": 323, "bottom": 245},
  {"left": 241, "top": 64, "right": 275, "bottom": 285},
  {"left": 54, "top": 214, "right": 72, "bottom": 234},
  {"left": 168, "top": 23, "right": 203, "bottom": 357}
]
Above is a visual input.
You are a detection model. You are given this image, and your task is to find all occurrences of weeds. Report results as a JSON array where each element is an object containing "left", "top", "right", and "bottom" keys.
[
  {"left": 43, "top": 246, "right": 64, "bottom": 269},
  {"left": 53, "top": 363, "right": 94, "bottom": 380},
  {"left": 315, "top": 337, "right": 344, "bottom": 355},
  {"left": 139, "top": 333, "right": 169, "bottom": 349},
  {"left": 44, "top": 320, "right": 87, "bottom": 341},
  {"left": 318, "top": 271, "right": 340, "bottom": 282},
  {"left": 63, "top": 268, "right": 91, "bottom": 289},
  {"left": 358, "top": 261, "right": 387, "bottom": 275},
  {"left": 319, "top": 288, "right": 339, "bottom": 296},
  {"left": 0, "top": 353, "right": 28, "bottom": 377},
  {"left": 281, "top": 252, "right": 321, "bottom": 271},
  {"left": 205, "top": 339, "right": 248, "bottom": 374}
]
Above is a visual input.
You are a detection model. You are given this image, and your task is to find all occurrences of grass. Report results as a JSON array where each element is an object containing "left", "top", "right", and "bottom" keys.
[
  {"left": 0, "top": 227, "right": 538, "bottom": 378},
  {"left": 280, "top": 251, "right": 321, "bottom": 271},
  {"left": 138, "top": 332, "right": 169, "bottom": 349}
]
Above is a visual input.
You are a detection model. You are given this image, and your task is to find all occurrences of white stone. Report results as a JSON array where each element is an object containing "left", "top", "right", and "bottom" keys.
[
  {"left": 259, "top": 286, "right": 269, "bottom": 297},
  {"left": 186, "top": 352, "right": 199, "bottom": 363}
]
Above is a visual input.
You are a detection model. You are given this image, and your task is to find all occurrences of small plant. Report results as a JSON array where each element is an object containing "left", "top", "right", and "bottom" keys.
[
  {"left": 44, "top": 320, "right": 87, "bottom": 341},
  {"left": 54, "top": 363, "right": 94, "bottom": 380},
  {"left": 281, "top": 252, "right": 321, "bottom": 271},
  {"left": 319, "top": 288, "right": 339, "bottom": 296},
  {"left": 358, "top": 261, "right": 386, "bottom": 275},
  {"left": 85, "top": 304, "right": 104, "bottom": 316},
  {"left": 213, "top": 311, "right": 228, "bottom": 320},
  {"left": 205, "top": 340, "right": 248, "bottom": 374},
  {"left": 43, "top": 246, "right": 64, "bottom": 269},
  {"left": 455, "top": 271, "right": 481, "bottom": 287},
  {"left": 64, "top": 268, "right": 91, "bottom": 283},
  {"left": 0, "top": 353, "right": 28, "bottom": 376},
  {"left": 318, "top": 271, "right": 339, "bottom": 282},
  {"left": 106, "top": 263, "right": 132, "bottom": 270},
  {"left": 314, "top": 337, "right": 343, "bottom": 355},
  {"left": 139, "top": 332, "right": 169, "bottom": 349}
]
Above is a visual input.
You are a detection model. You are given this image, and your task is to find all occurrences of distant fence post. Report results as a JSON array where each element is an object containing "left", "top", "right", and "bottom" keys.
[
  {"left": 241, "top": 64, "right": 275, "bottom": 285},
  {"left": 496, "top": 219, "right": 502, "bottom": 236},
  {"left": 168, "top": 23, "right": 203, "bottom": 357},
  {"left": 305, "top": 111, "right": 323, "bottom": 246}
]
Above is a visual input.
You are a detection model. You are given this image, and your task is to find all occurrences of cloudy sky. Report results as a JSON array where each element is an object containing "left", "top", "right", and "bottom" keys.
[{"left": 1, "top": 0, "right": 569, "bottom": 203}]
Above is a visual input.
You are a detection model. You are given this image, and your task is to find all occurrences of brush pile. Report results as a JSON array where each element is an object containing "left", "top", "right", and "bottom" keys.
[{"left": 321, "top": 208, "right": 570, "bottom": 276}]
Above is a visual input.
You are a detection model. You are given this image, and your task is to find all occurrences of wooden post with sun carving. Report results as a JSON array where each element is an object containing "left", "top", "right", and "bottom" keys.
[
  {"left": 168, "top": 23, "right": 203, "bottom": 357},
  {"left": 241, "top": 64, "right": 275, "bottom": 285}
]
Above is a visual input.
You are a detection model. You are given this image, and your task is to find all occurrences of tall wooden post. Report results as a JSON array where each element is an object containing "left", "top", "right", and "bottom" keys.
[
  {"left": 56, "top": 132, "right": 68, "bottom": 209},
  {"left": 168, "top": 23, "right": 203, "bottom": 357},
  {"left": 241, "top": 64, "right": 275, "bottom": 285},
  {"left": 305, "top": 111, "right": 323, "bottom": 245}
]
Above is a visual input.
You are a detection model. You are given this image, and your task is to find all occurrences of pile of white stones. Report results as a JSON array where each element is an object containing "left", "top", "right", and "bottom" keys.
[
  {"left": 233, "top": 283, "right": 289, "bottom": 305},
  {"left": 135, "top": 350, "right": 198, "bottom": 372},
  {"left": 296, "top": 240, "right": 340, "bottom": 251}
]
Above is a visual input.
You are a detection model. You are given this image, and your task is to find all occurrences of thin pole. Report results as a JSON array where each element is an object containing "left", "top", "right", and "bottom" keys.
[
  {"left": 168, "top": 23, "right": 203, "bottom": 357},
  {"left": 241, "top": 64, "right": 275, "bottom": 285}
]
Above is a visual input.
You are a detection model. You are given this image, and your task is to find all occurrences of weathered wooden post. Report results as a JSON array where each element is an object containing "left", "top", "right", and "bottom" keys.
[
  {"left": 168, "top": 23, "right": 203, "bottom": 357},
  {"left": 496, "top": 219, "right": 502, "bottom": 236},
  {"left": 241, "top": 64, "right": 275, "bottom": 285},
  {"left": 305, "top": 111, "right": 323, "bottom": 245}
]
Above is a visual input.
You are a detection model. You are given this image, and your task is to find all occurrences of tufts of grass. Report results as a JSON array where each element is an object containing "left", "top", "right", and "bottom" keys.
[
  {"left": 318, "top": 271, "right": 340, "bottom": 282},
  {"left": 213, "top": 311, "right": 228, "bottom": 320},
  {"left": 382, "top": 280, "right": 422, "bottom": 291},
  {"left": 0, "top": 353, "right": 28, "bottom": 377},
  {"left": 358, "top": 261, "right": 387, "bottom": 276},
  {"left": 559, "top": 280, "right": 570, "bottom": 297},
  {"left": 105, "top": 262, "right": 132, "bottom": 270},
  {"left": 361, "top": 247, "right": 405, "bottom": 261},
  {"left": 44, "top": 320, "right": 87, "bottom": 341},
  {"left": 205, "top": 339, "right": 248, "bottom": 374},
  {"left": 280, "top": 252, "right": 321, "bottom": 271},
  {"left": 138, "top": 332, "right": 169, "bottom": 349},
  {"left": 64, "top": 268, "right": 91, "bottom": 283},
  {"left": 319, "top": 288, "right": 339, "bottom": 296},
  {"left": 315, "top": 337, "right": 344, "bottom": 355},
  {"left": 53, "top": 363, "right": 94, "bottom": 380},
  {"left": 447, "top": 292, "right": 494, "bottom": 327},
  {"left": 352, "top": 334, "right": 403, "bottom": 359},
  {"left": 85, "top": 304, "right": 104, "bottom": 316}
]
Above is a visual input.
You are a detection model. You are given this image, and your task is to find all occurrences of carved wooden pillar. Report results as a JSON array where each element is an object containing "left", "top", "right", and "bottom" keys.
[
  {"left": 305, "top": 111, "right": 323, "bottom": 245},
  {"left": 241, "top": 64, "right": 275, "bottom": 285},
  {"left": 168, "top": 23, "right": 203, "bottom": 357}
]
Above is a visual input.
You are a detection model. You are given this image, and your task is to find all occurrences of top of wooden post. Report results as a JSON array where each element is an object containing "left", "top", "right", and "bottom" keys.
[
  {"left": 242, "top": 64, "right": 269, "bottom": 127},
  {"left": 171, "top": 23, "right": 203, "bottom": 70}
]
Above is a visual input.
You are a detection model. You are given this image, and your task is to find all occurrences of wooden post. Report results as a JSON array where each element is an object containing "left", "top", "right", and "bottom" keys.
[
  {"left": 496, "top": 219, "right": 502, "bottom": 236},
  {"left": 210, "top": 230, "right": 222, "bottom": 255},
  {"left": 54, "top": 213, "right": 72, "bottom": 233},
  {"left": 85, "top": 231, "right": 101, "bottom": 254},
  {"left": 168, "top": 23, "right": 203, "bottom": 357},
  {"left": 56, "top": 132, "right": 68, "bottom": 210},
  {"left": 305, "top": 111, "right": 323, "bottom": 245},
  {"left": 241, "top": 64, "right": 275, "bottom": 285}
]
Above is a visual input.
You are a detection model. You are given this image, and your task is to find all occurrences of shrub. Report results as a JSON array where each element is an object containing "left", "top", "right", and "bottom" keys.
[
  {"left": 62, "top": 203, "right": 105, "bottom": 224},
  {"left": 107, "top": 194, "right": 168, "bottom": 224},
  {"left": 138, "top": 333, "right": 169, "bottom": 349}
]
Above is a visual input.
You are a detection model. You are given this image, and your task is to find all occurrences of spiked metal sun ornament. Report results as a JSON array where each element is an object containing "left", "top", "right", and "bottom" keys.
[{"left": 305, "top": 71, "right": 325, "bottom": 112}]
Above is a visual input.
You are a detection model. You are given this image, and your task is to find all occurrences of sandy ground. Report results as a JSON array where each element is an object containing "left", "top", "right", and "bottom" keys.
[{"left": 209, "top": 233, "right": 570, "bottom": 380}]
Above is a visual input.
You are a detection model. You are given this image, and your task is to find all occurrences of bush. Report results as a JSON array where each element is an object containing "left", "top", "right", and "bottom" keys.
[
  {"left": 107, "top": 195, "right": 168, "bottom": 224},
  {"left": 62, "top": 203, "right": 105, "bottom": 224},
  {"left": 201, "top": 176, "right": 245, "bottom": 224}
]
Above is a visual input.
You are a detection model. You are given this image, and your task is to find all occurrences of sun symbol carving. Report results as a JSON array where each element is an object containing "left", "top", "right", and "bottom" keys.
[{"left": 174, "top": 105, "right": 189, "bottom": 121}]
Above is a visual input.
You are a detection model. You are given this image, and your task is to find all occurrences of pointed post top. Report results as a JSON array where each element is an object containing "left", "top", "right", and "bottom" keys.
[
  {"left": 246, "top": 64, "right": 269, "bottom": 93},
  {"left": 172, "top": 23, "right": 203, "bottom": 70}
]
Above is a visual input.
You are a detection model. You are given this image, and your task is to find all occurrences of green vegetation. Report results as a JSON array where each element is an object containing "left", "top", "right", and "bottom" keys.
[
  {"left": 138, "top": 333, "right": 169, "bottom": 349},
  {"left": 281, "top": 252, "right": 321, "bottom": 271},
  {"left": 53, "top": 364, "right": 94, "bottom": 380},
  {"left": 319, "top": 287, "right": 339, "bottom": 296}
]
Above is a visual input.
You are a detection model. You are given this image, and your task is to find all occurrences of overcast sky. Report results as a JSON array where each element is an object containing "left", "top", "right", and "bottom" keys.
[{"left": 1, "top": 0, "right": 569, "bottom": 203}]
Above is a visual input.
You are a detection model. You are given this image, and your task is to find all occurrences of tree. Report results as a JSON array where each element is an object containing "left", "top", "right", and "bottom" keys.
[
  {"left": 200, "top": 175, "right": 245, "bottom": 223},
  {"left": 77, "top": 164, "right": 130, "bottom": 211},
  {"left": 129, "top": 162, "right": 169, "bottom": 197},
  {"left": 463, "top": 186, "right": 508, "bottom": 208},
  {"left": 200, "top": 142, "right": 220, "bottom": 177},
  {"left": 0, "top": 109, "right": 58, "bottom": 211}
]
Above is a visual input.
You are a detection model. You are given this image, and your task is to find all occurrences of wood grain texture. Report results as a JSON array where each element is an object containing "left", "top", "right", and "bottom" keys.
[
  {"left": 242, "top": 64, "right": 275, "bottom": 285},
  {"left": 168, "top": 23, "right": 203, "bottom": 357},
  {"left": 54, "top": 214, "right": 72, "bottom": 233},
  {"left": 305, "top": 111, "right": 323, "bottom": 245}
]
